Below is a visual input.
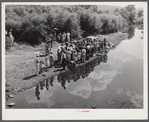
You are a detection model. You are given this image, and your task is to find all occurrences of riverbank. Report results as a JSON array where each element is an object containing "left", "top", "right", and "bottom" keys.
[{"left": 5, "top": 32, "right": 128, "bottom": 100}]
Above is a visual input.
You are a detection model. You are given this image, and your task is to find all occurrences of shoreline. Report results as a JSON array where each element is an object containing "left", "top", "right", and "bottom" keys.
[{"left": 5, "top": 32, "right": 128, "bottom": 100}]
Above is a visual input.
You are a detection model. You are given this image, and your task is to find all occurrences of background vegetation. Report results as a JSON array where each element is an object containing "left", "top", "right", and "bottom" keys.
[{"left": 5, "top": 5, "right": 143, "bottom": 49}]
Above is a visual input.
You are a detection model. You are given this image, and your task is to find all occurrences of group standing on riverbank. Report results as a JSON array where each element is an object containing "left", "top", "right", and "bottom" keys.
[{"left": 35, "top": 35, "right": 111, "bottom": 75}]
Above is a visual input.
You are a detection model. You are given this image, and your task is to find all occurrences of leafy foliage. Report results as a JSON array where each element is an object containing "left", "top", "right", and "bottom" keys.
[
  {"left": 5, "top": 5, "right": 136, "bottom": 46},
  {"left": 137, "top": 10, "right": 143, "bottom": 17}
]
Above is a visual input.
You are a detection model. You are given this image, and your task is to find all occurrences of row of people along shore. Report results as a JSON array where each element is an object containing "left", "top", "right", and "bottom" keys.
[
  {"left": 35, "top": 37, "right": 111, "bottom": 75},
  {"left": 35, "top": 54, "right": 108, "bottom": 100}
]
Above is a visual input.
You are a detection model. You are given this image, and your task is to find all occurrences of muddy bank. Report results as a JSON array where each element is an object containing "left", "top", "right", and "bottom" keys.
[{"left": 5, "top": 32, "right": 128, "bottom": 100}]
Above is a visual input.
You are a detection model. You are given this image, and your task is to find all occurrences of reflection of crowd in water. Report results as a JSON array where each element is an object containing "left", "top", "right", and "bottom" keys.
[
  {"left": 35, "top": 76, "right": 54, "bottom": 100},
  {"left": 35, "top": 54, "right": 108, "bottom": 100}
]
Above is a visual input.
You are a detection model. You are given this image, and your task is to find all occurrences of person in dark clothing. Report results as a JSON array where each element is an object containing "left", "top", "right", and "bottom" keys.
[
  {"left": 35, "top": 83, "right": 40, "bottom": 100},
  {"left": 103, "top": 38, "right": 106, "bottom": 50},
  {"left": 86, "top": 43, "right": 90, "bottom": 60},
  {"left": 61, "top": 50, "right": 66, "bottom": 70}
]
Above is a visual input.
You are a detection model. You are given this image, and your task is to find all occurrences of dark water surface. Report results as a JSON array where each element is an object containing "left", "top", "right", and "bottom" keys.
[{"left": 6, "top": 27, "right": 143, "bottom": 108}]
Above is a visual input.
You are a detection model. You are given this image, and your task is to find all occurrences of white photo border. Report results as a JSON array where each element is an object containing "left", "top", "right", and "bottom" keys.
[{"left": 2, "top": 2, "right": 148, "bottom": 120}]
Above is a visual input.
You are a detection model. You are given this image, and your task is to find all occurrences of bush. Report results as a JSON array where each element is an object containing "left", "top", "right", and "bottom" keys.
[
  {"left": 19, "top": 23, "right": 45, "bottom": 46},
  {"left": 5, "top": 19, "right": 22, "bottom": 42},
  {"left": 5, "top": 5, "right": 130, "bottom": 46},
  {"left": 64, "top": 13, "right": 83, "bottom": 39}
]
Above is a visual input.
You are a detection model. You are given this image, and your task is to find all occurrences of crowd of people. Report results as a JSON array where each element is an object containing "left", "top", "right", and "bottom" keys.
[
  {"left": 57, "top": 32, "right": 71, "bottom": 42},
  {"left": 56, "top": 37, "right": 110, "bottom": 70},
  {"left": 34, "top": 34, "right": 111, "bottom": 75}
]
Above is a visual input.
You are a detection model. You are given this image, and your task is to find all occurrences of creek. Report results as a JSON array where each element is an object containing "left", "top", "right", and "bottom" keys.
[{"left": 6, "top": 26, "right": 143, "bottom": 108}]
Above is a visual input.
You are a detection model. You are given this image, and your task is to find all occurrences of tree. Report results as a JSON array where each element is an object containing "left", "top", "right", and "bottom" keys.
[
  {"left": 114, "top": 8, "right": 119, "bottom": 15},
  {"left": 125, "top": 5, "right": 136, "bottom": 12},
  {"left": 92, "top": 5, "right": 98, "bottom": 13},
  {"left": 105, "top": 10, "right": 109, "bottom": 14},
  {"left": 125, "top": 5, "right": 136, "bottom": 24},
  {"left": 129, "top": 10, "right": 136, "bottom": 24},
  {"left": 98, "top": 10, "right": 103, "bottom": 14},
  {"left": 137, "top": 10, "right": 143, "bottom": 17},
  {"left": 64, "top": 13, "right": 82, "bottom": 39},
  {"left": 120, "top": 8, "right": 124, "bottom": 14}
]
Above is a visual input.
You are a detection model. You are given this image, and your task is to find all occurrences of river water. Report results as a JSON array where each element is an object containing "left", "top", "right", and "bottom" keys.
[{"left": 6, "top": 26, "right": 143, "bottom": 109}]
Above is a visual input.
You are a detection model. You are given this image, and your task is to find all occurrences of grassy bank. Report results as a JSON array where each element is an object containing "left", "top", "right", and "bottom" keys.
[{"left": 5, "top": 32, "right": 128, "bottom": 100}]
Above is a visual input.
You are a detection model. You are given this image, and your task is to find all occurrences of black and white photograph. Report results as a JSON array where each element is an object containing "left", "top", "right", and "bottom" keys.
[{"left": 2, "top": 1, "right": 148, "bottom": 120}]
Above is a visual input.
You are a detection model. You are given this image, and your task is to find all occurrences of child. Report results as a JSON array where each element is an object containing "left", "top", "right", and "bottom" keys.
[
  {"left": 49, "top": 48, "right": 54, "bottom": 67},
  {"left": 35, "top": 53, "right": 40, "bottom": 75}
]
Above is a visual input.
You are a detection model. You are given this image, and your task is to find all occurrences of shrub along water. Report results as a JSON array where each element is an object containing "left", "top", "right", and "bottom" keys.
[{"left": 5, "top": 5, "right": 135, "bottom": 48}]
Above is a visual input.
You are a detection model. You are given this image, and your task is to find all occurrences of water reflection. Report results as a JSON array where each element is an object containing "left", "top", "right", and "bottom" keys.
[
  {"left": 49, "top": 76, "right": 54, "bottom": 86},
  {"left": 34, "top": 54, "right": 108, "bottom": 100},
  {"left": 57, "top": 54, "right": 107, "bottom": 89},
  {"left": 35, "top": 83, "right": 40, "bottom": 100}
]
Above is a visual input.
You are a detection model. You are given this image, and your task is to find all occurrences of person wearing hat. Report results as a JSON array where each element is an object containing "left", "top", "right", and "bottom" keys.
[
  {"left": 35, "top": 53, "right": 40, "bottom": 75},
  {"left": 81, "top": 46, "right": 86, "bottom": 63}
]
